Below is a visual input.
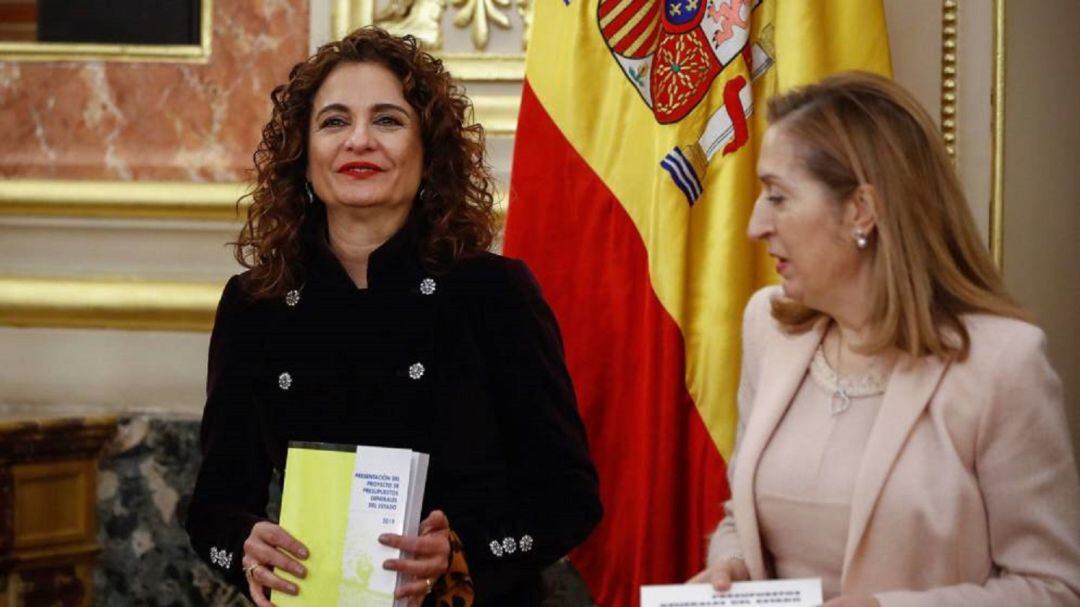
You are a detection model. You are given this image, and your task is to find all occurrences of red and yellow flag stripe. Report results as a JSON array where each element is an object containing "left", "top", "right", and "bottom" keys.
[{"left": 506, "top": 1, "right": 890, "bottom": 604}]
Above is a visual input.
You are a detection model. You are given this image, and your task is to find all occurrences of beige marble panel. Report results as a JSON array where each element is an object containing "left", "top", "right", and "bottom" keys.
[
  {"left": 884, "top": 0, "right": 995, "bottom": 243},
  {"left": 0, "top": 326, "right": 210, "bottom": 414},
  {"left": 0, "top": 0, "right": 309, "bottom": 182},
  {"left": 1001, "top": 0, "right": 1080, "bottom": 462}
]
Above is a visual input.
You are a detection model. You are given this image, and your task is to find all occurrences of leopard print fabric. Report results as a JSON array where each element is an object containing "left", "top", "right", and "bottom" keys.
[{"left": 433, "top": 530, "right": 474, "bottom": 607}]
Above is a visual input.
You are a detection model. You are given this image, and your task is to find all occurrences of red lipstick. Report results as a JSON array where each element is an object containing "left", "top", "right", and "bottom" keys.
[{"left": 336, "top": 161, "right": 383, "bottom": 179}]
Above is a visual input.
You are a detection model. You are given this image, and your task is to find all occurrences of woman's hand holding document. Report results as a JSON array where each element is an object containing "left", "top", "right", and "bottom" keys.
[
  {"left": 377, "top": 510, "right": 451, "bottom": 604},
  {"left": 241, "top": 522, "right": 310, "bottom": 603},
  {"left": 266, "top": 443, "right": 435, "bottom": 607},
  {"left": 240, "top": 520, "right": 308, "bottom": 600},
  {"left": 688, "top": 556, "right": 750, "bottom": 591}
]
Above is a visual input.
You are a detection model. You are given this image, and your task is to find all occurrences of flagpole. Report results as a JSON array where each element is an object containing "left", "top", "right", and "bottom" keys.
[{"left": 990, "top": 0, "right": 1006, "bottom": 269}]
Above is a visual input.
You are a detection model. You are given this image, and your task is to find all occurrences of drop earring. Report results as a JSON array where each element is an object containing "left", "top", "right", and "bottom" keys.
[{"left": 304, "top": 181, "right": 315, "bottom": 205}]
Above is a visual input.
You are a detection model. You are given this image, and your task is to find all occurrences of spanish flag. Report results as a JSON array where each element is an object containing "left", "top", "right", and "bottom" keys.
[{"left": 504, "top": 1, "right": 890, "bottom": 604}]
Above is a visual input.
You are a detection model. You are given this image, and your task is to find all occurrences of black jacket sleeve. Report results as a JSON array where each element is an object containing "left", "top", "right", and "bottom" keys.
[
  {"left": 452, "top": 259, "right": 603, "bottom": 600},
  {"left": 185, "top": 275, "right": 272, "bottom": 592}
]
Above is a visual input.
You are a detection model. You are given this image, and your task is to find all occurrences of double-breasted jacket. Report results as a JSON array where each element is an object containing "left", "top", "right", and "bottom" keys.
[{"left": 185, "top": 225, "right": 602, "bottom": 605}]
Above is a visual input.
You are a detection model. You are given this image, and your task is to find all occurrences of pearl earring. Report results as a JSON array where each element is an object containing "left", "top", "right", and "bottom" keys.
[{"left": 854, "top": 229, "right": 869, "bottom": 249}]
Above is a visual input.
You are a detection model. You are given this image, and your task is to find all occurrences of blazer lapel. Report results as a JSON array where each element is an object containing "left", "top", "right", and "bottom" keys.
[
  {"left": 733, "top": 319, "right": 825, "bottom": 579},
  {"left": 841, "top": 352, "right": 950, "bottom": 577}
]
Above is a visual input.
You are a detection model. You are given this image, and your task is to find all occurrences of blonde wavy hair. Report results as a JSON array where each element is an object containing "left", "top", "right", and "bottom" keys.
[{"left": 766, "top": 71, "right": 1026, "bottom": 359}]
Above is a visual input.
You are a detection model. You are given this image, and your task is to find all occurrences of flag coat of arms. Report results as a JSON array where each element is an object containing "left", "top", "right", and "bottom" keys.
[{"left": 505, "top": 1, "right": 890, "bottom": 605}]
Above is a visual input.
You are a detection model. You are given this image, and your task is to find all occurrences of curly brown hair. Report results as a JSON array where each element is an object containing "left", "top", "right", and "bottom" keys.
[{"left": 234, "top": 26, "right": 498, "bottom": 299}]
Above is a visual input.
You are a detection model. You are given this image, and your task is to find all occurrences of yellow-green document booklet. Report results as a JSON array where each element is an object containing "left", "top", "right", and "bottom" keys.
[{"left": 273, "top": 442, "right": 429, "bottom": 607}]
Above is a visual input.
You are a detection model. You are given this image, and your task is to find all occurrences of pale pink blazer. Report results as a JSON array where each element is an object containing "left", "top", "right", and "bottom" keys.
[{"left": 708, "top": 286, "right": 1080, "bottom": 606}]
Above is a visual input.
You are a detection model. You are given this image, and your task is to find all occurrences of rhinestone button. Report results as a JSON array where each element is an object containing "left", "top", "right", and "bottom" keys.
[
  {"left": 489, "top": 540, "right": 504, "bottom": 558},
  {"left": 278, "top": 372, "right": 293, "bottom": 390},
  {"left": 419, "top": 278, "right": 436, "bottom": 295},
  {"left": 502, "top": 537, "right": 517, "bottom": 554},
  {"left": 408, "top": 362, "right": 425, "bottom": 380},
  {"left": 520, "top": 534, "right": 534, "bottom": 552},
  {"left": 284, "top": 289, "right": 301, "bottom": 307},
  {"left": 209, "top": 546, "right": 233, "bottom": 569}
]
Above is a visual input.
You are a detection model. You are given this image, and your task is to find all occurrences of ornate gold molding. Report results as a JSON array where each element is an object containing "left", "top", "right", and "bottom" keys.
[
  {"left": 0, "top": 188, "right": 506, "bottom": 332},
  {"left": 941, "top": 0, "right": 958, "bottom": 158},
  {"left": 451, "top": 0, "right": 513, "bottom": 50},
  {"left": 332, "top": 0, "right": 527, "bottom": 137},
  {"left": 0, "top": 178, "right": 506, "bottom": 222},
  {"left": 332, "top": 0, "right": 526, "bottom": 81},
  {"left": 989, "top": 0, "right": 1006, "bottom": 268},
  {"left": 440, "top": 53, "right": 524, "bottom": 81},
  {"left": 473, "top": 95, "right": 520, "bottom": 135},
  {"left": 0, "top": 180, "right": 247, "bottom": 221},
  {"left": 0, "top": 277, "right": 220, "bottom": 332},
  {"left": 0, "top": 0, "right": 213, "bottom": 63}
]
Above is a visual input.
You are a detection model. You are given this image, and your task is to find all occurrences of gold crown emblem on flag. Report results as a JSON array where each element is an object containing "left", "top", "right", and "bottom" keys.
[{"left": 598, "top": 0, "right": 775, "bottom": 204}]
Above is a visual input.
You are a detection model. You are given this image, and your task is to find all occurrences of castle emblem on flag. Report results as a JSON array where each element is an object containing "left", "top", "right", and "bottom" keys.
[{"left": 598, "top": 0, "right": 775, "bottom": 204}]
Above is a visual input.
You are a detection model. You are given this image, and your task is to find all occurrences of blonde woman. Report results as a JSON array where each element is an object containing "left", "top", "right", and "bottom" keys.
[{"left": 693, "top": 72, "right": 1080, "bottom": 606}]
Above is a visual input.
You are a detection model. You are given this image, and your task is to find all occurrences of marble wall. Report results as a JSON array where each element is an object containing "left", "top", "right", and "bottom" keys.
[
  {"left": 0, "top": 0, "right": 311, "bottom": 416},
  {"left": 0, "top": 0, "right": 309, "bottom": 181},
  {"left": 95, "top": 415, "right": 245, "bottom": 606}
]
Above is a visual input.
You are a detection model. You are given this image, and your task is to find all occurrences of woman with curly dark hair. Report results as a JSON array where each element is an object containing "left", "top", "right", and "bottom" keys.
[{"left": 185, "top": 27, "right": 601, "bottom": 607}]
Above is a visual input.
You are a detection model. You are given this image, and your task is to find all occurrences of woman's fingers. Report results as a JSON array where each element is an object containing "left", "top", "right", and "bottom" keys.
[
  {"left": 418, "top": 509, "right": 449, "bottom": 535},
  {"left": 243, "top": 556, "right": 276, "bottom": 607},
  {"left": 249, "top": 581, "right": 278, "bottom": 607},
  {"left": 242, "top": 522, "right": 308, "bottom": 604},
  {"left": 381, "top": 531, "right": 449, "bottom": 592},
  {"left": 712, "top": 576, "right": 734, "bottom": 591},
  {"left": 729, "top": 558, "right": 750, "bottom": 582},
  {"left": 252, "top": 522, "right": 310, "bottom": 559},
  {"left": 686, "top": 564, "right": 734, "bottom": 591},
  {"left": 378, "top": 520, "right": 450, "bottom": 597},
  {"left": 378, "top": 532, "right": 410, "bottom": 551},
  {"left": 709, "top": 568, "right": 734, "bottom": 591},
  {"left": 381, "top": 533, "right": 450, "bottom": 576},
  {"left": 248, "top": 541, "right": 307, "bottom": 578},
  {"left": 248, "top": 582, "right": 275, "bottom": 607},
  {"left": 250, "top": 563, "right": 299, "bottom": 597},
  {"left": 382, "top": 554, "right": 445, "bottom": 578},
  {"left": 393, "top": 578, "right": 432, "bottom": 600},
  {"left": 380, "top": 531, "right": 446, "bottom": 554}
]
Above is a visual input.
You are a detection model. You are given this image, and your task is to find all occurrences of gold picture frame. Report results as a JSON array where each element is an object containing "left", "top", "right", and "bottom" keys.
[{"left": 0, "top": 0, "right": 213, "bottom": 63}]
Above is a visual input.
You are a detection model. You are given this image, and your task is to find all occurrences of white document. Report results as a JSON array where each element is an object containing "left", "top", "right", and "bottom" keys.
[
  {"left": 340, "top": 446, "right": 430, "bottom": 607},
  {"left": 396, "top": 451, "right": 430, "bottom": 602},
  {"left": 641, "top": 578, "right": 823, "bottom": 607}
]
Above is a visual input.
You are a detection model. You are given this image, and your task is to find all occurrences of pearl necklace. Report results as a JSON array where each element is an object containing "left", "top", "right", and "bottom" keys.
[{"left": 810, "top": 331, "right": 889, "bottom": 416}]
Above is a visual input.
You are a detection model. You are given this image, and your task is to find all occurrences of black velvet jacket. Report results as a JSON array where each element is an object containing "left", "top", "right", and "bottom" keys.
[{"left": 185, "top": 224, "right": 602, "bottom": 605}]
